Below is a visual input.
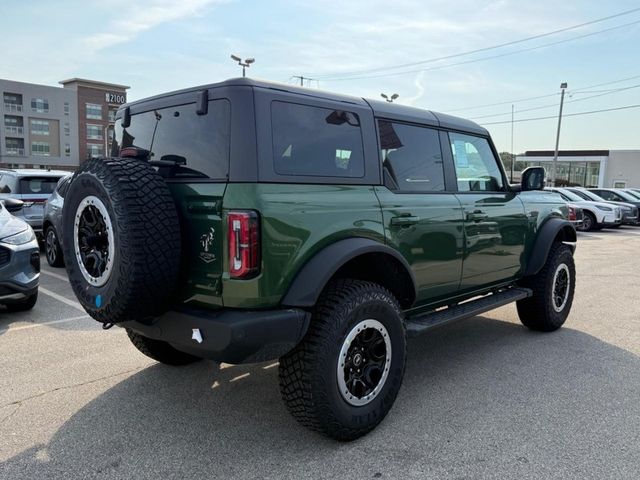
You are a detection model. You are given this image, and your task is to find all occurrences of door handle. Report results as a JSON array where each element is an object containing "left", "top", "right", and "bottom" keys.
[
  {"left": 466, "top": 210, "right": 489, "bottom": 222},
  {"left": 391, "top": 215, "right": 420, "bottom": 227}
]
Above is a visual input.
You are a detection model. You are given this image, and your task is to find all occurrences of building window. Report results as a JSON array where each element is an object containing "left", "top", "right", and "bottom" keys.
[
  {"left": 30, "top": 119, "right": 50, "bottom": 136},
  {"left": 31, "top": 141, "right": 50, "bottom": 156},
  {"left": 87, "top": 143, "right": 103, "bottom": 158},
  {"left": 86, "top": 124, "right": 103, "bottom": 140},
  {"left": 64, "top": 122, "right": 70, "bottom": 136},
  {"left": 64, "top": 102, "right": 70, "bottom": 115},
  {"left": 6, "top": 138, "right": 25, "bottom": 156},
  {"left": 86, "top": 103, "right": 102, "bottom": 120},
  {"left": 31, "top": 98, "right": 49, "bottom": 113},
  {"left": 65, "top": 144, "right": 71, "bottom": 156},
  {"left": 108, "top": 109, "right": 117, "bottom": 123},
  {"left": 3, "top": 93, "right": 23, "bottom": 112}
]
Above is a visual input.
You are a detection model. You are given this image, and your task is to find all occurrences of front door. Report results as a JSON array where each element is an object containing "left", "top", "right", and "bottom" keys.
[
  {"left": 447, "top": 131, "right": 527, "bottom": 290},
  {"left": 375, "top": 120, "right": 464, "bottom": 305}
]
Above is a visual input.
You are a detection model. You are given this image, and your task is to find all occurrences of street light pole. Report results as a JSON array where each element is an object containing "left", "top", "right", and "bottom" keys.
[
  {"left": 551, "top": 82, "right": 568, "bottom": 186},
  {"left": 510, "top": 104, "right": 515, "bottom": 183},
  {"left": 230, "top": 55, "right": 255, "bottom": 77},
  {"left": 381, "top": 93, "right": 399, "bottom": 103}
]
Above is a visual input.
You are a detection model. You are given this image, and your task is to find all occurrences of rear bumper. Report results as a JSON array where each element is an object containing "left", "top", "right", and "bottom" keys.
[{"left": 120, "top": 307, "right": 311, "bottom": 364}]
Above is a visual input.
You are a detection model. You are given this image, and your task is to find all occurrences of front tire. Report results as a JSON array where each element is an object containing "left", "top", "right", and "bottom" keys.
[
  {"left": 278, "top": 279, "right": 406, "bottom": 441},
  {"left": 45, "top": 226, "right": 64, "bottom": 267},
  {"left": 517, "top": 243, "right": 575, "bottom": 332},
  {"left": 5, "top": 292, "right": 38, "bottom": 312},
  {"left": 126, "top": 329, "right": 202, "bottom": 366},
  {"left": 580, "top": 211, "right": 597, "bottom": 232}
]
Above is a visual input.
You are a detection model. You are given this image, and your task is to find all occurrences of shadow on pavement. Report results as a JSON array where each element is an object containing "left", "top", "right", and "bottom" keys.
[{"left": 2, "top": 316, "right": 640, "bottom": 479}]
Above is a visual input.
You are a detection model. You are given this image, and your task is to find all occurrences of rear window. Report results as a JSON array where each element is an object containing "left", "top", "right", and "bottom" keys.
[
  {"left": 111, "top": 99, "right": 231, "bottom": 180},
  {"left": 271, "top": 101, "right": 365, "bottom": 178},
  {"left": 19, "top": 177, "right": 61, "bottom": 195}
]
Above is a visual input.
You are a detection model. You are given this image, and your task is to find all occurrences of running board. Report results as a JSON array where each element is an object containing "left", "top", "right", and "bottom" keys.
[{"left": 405, "top": 288, "right": 532, "bottom": 337}]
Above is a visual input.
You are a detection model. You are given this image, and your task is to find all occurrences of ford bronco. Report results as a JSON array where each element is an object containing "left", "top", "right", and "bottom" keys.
[{"left": 61, "top": 78, "right": 576, "bottom": 441}]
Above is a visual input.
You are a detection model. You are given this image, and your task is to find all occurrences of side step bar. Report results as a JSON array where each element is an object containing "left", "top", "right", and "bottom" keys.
[{"left": 405, "top": 287, "right": 532, "bottom": 337}]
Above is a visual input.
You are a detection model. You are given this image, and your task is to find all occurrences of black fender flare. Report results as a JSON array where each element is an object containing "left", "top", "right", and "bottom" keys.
[
  {"left": 524, "top": 217, "right": 576, "bottom": 276},
  {"left": 281, "top": 237, "right": 417, "bottom": 308}
]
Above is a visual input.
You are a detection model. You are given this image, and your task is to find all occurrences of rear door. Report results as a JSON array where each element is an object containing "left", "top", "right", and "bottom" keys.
[
  {"left": 375, "top": 120, "right": 464, "bottom": 304},
  {"left": 447, "top": 131, "right": 527, "bottom": 290},
  {"left": 112, "top": 93, "right": 232, "bottom": 307}
]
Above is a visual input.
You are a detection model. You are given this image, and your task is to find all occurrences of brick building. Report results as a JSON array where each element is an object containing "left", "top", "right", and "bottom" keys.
[{"left": 59, "top": 79, "right": 129, "bottom": 161}]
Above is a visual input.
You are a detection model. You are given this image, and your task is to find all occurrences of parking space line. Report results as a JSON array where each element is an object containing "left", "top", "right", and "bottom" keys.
[
  {"left": 5, "top": 314, "right": 89, "bottom": 332},
  {"left": 39, "top": 287, "right": 85, "bottom": 312},
  {"left": 40, "top": 269, "right": 70, "bottom": 282}
]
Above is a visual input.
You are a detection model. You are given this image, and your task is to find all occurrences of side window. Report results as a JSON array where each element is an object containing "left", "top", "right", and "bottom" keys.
[
  {"left": 271, "top": 101, "right": 365, "bottom": 178},
  {"left": 378, "top": 120, "right": 445, "bottom": 192},
  {"left": 595, "top": 190, "right": 613, "bottom": 200},
  {"left": 448, "top": 132, "right": 504, "bottom": 192},
  {"left": 112, "top": 100, "right": 231, "bottom": 180},
  {"left": 0, "top": 175, "right": 16, "bottom": 194}
]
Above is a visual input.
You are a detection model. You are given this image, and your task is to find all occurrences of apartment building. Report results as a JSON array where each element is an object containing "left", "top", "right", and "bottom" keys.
[
  {"left": 0, "top": 77, "right": 129, "bottom": 171},
  {"left": 0, "top": 79, "right": 79, "bottom": 169},
  {"left": 60, "top": 78, "right": 128, "bottom": 161}
]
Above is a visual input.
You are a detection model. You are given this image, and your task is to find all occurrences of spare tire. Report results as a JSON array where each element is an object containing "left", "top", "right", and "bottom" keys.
[{"left": 62, "top": 157, "right": 181, "bottom": 325}]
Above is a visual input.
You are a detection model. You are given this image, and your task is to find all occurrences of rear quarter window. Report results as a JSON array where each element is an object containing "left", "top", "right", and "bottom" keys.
[
  {"left": 112, "top": 99, "right": 231, "bottom": 180},
  {"left": 0, "top": 174, "right": 17, "bottom": 194},
  {"left": 271, "top": 101, "right": 365, "bottom": 178}
]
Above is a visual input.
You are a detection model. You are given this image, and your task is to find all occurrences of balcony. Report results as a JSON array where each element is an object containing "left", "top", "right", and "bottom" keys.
[
  {"left": 4, "top": 103, "right": 23, "bottom": 113},
  {"left": 4, "top": 126, "right": 24, "bottom": 135},
  {"left": 5, "top": 148, "right": 25, "bottom": 156}
]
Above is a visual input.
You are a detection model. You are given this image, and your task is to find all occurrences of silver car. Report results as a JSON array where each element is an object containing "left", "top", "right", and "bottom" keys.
[
  {"left": 0, "top": 168, "right": 71, "bottom": 239},
  {"left": 0, "top": 199, "right": 40, "bottom": 311},
  {"left": 43, "top": 175, "right": 71, "bottom": 267}
]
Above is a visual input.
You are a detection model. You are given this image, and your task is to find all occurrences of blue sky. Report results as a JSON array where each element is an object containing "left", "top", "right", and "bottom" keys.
[{"left": 2, "top": 0, "right": 639, "bottom": 153}]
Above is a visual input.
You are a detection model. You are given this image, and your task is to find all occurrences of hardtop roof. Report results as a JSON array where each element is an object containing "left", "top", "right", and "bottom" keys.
[{"left": 121, "top": 77, "right": 487, "bottom": 135}]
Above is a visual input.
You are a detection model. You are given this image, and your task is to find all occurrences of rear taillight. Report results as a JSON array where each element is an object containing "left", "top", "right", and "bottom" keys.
[
  {"left": 568, "top": 206, "right": 576, "bottom": 221},
  {"left": 227, "top": 211, "right": 260, "bottom": 279}
]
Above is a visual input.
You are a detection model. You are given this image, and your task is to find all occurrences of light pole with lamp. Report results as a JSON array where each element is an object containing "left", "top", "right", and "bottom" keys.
[
  {"left": 231, "top": 55, "right": 255, "bottom": 77},
  {"left": 381, "top": 93, "right": 399, "bottom": 103}
]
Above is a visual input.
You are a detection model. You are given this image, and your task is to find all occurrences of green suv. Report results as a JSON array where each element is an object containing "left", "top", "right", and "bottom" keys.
[{"left": 61, "top": 78, "right": 576, "bottom": 440}]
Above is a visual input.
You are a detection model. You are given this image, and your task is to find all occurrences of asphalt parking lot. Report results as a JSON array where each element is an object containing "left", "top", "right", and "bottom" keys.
[{"left": 1, "top": 228, "right": 640, "bottom": 480}]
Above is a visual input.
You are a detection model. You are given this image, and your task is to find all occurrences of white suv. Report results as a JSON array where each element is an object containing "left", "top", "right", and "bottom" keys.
[{"left": 547, "top": 187, "right": 622, "bottom": 231}]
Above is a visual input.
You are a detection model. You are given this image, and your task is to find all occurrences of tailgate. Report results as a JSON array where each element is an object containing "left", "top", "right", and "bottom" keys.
[{"left": 168, "top": 183, "right": 227, "bottom": 308}]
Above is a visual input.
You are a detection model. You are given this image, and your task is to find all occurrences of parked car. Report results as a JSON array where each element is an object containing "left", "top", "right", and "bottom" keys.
[
  {"left": 0, "top": 198, "right": 40, "bottom": 311},
  {"left": 60, "top": 78, "right": 577, "bottom": 441},
  {"left": 546, "top": 187, "right": 622, "bottom": 231},
  {"left": 43, "top": 175, "right": 72, "bottom": 267},
  {"left": 565, "top": 187, "right": 639, "bottom": 226},
  {"left": 589, "top": 188, "right": 640, "bottom": 221},
  {"left": 0, "top": 169, "right": 72, "bottom": 239}
]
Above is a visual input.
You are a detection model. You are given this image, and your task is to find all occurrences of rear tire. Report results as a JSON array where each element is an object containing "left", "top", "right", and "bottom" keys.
[
  {"left": 278, "top": 279, "right": 406, "bottom": 441},
  {"left": 5, "top": 292, "right": 38, "bottom": 312},
  {"left": 126, "top": 329, "right": 202, "bottom": 366},
  {"left": 517, "top": 243, "right": 575, "bottom": 332},
  {"left": 45, "top": 226, "right": 64, "bottom": 267}
]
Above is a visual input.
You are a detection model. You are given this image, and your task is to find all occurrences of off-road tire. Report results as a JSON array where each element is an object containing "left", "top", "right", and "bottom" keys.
[
  {"left": 62, "top": 158, "right": 181, "bottom": 325},
  {"left": 5, "top": 292, "right": 38, "bottom": 312},
  {"left": 279, "top": 279, "right": 406, "bottom": 441},
  {"left": 126, "top": 329, "right": 201, "bottom": 366},
  {"left": 517, "top": 243, "right": 575, "bottom": 332},
  {"left": 45, "top": 226, "right": 65, "bottom": 267}
]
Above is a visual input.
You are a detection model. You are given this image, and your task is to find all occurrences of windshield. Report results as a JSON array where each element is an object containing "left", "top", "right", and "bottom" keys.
[
  {"left": 614, "top": 190, "right": 638, "bottom": 201},
  {"left": 569, "top": 189, "right": 604, "bottom": 202},
  {"left": 624, "top": 190, "right": 640, "bottom": 200},
  {"left": 556, "top": 188, "right": 583, "bottom": 202}
]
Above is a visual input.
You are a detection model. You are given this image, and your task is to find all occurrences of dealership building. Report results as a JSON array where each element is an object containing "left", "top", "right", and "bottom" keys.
[
  {"left": 515, "top": 150, "right": 640, "bottom": 188},
  {"left": 0, "top": 78, "right": 128, "bottom": 171}
]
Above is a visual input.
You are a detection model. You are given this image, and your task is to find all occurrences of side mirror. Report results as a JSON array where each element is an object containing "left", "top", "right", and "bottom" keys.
[
  {"left": 521, "top": 166, "right": 546, "bottom": 191},
  {"left": 2, "top": 198, "right": 24, "bottom": 213}
]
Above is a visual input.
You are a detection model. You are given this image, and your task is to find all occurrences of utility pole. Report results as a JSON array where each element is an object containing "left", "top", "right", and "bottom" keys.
[
  {"left": 381, "top": 93, "right": 399, "bottom": 103},
  {"left": 551, "top": 82, "right": 568, "bottom": 186},
  {"left": 510, "top": 104, "right": 515, "bottom": 183},
  {"left": 230, "top": 55, "right": 255, "bottom": 77},
  {"left": 292, "top": 76, "right": 316, "bottom": 87}
]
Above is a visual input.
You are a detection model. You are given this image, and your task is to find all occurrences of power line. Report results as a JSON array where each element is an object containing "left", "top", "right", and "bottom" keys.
[
  {"left": 469, "top": 82, "right": 640, "bottom": 120},
  {"left": 480, "top": 103, "right": 640, "bottom": 126},
  {"left": 310, "top": 7, "right": 640, "bottom": 79},
  {"left": 314, "top": 19, "right": 640, "bottom": 82},
  {"left": 446, "top": 73, "right": 640, "bottom": 112}
]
